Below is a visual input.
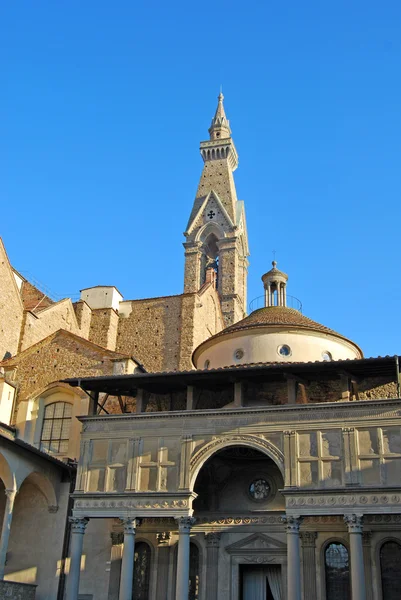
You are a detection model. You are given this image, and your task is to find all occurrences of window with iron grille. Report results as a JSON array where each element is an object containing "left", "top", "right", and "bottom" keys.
[
  {"left": 40, "top": 402, "right": 72, "bottom": 455},
  {"left": 133, "top": 542, "right": 151, "bottom": 600},
  {"left": 325, "top": 542, "right": 350, "bottom": 600}
]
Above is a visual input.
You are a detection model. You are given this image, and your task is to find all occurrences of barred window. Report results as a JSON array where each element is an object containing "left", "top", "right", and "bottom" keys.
[
  {"left": 40, "top": 402, "right": 72, "bottom": 454},
  {"left": 325, "top": 542, "right": 350, "bottom": 600},
  {"left": 380, "top": 541, "right": 401, "bottom": 600},
  {"left": 133, "top": 542, "right": 151, "bottom": 600}
]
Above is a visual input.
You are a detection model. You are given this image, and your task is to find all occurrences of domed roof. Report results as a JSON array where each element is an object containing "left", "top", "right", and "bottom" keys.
[
  {"left": 216, "top": 306, "right": 344, "bottom": 339},
  {"left": 193, "top": 306, "right": 362, "bottom": 366}
]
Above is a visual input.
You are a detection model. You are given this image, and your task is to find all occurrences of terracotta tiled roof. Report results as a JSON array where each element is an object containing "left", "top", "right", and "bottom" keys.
[{"left": 212, "top": 306, "right": 349, "bottom": 341}]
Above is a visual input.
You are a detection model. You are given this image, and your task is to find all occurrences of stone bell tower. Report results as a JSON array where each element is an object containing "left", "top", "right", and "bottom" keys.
[{"left": 183, "top": 93, "right": 249, "bottom": 326}]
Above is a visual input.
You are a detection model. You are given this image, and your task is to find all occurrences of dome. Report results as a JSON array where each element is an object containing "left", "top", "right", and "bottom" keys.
[{"left": 193, "top": 263, "right": 363, "bottom": 369}]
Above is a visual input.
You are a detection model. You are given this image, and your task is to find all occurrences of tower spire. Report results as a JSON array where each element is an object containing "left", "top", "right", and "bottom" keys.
[{"left": 209, "top": 92, "right": 231, "bottom": 140}]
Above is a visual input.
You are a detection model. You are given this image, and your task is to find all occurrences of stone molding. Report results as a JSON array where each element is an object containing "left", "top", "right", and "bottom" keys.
[
  {"left": 175, "top": 516, "right": 196, "bottom": 533},
  {"left": 48, "top": 505, "right": 59, "bottom": 513},
  {"left": 78, "top": 398, "right": 401, "bottom": 430},
  {"left": 190, "top": 434, "right": 284, "bottom": 475},
  {"left": 344, "top": 514, "right": 364, "bottom": 533},
  {"left": 69, "top": 517, "right": 89, "bottom": 534},
  {"left": 281, "top": 515, "right": 303, "bottom": 533}
]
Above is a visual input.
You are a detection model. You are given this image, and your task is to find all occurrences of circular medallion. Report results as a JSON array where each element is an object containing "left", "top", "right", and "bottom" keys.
[{"left": 249, "top": 478, "right": 270, "bottom": 501}]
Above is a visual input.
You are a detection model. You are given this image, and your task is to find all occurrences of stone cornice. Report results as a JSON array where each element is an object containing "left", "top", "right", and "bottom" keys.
[{"left": 78, "top": 398, "right": 401, "bottom": 430}]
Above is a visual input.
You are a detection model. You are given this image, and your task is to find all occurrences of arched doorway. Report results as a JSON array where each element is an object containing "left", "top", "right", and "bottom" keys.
[{"left": 193, "top": 445, "right": 285, "bottom": 600}]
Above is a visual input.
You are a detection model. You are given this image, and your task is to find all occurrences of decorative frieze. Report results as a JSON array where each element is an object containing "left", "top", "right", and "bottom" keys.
[{"left": 287, "top": 493, "right": 401, "bottom": 509}]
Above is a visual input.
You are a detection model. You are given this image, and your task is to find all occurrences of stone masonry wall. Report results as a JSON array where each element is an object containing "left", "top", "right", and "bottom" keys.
[
  {"left": 116, "top": 295, "right": 184, "bottom": 372},
  {"left": 89, "top": 308, "right": 119, "bottom": 350},
  {"left": 6, "top": 332, "right": 117, "bottom": 403},
  {"left": 0, "top": 239, "right": 24, "bottom": 360},
  {"left": 19, "top": 300, "right": 81, "bottom": 352},
  {"left": 73, "top": 300, "right": 92, "bottom": 339}
]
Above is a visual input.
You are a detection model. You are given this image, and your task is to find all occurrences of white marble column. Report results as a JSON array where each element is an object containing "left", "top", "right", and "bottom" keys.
[
  {"left": 175, "top": 517, "right": 195, "bottom": 600},
  {"left": 119, "top": 518, "right": 139, "bottom": 600},
  {"left": 0, "top": 489, "right": 16, "bottom": 580},
  {"left": 65, "top": 517, "right": 89, "bottom": 600},
  {"left": 344, "top": 514, "right": 366, "bottom": 600},
  {"left": 282, "top": 515, "right": 302, "bottom": 600}
]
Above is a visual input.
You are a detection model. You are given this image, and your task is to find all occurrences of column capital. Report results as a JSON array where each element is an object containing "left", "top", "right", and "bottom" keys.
[
  {"left": 300, "top": 531, "right": 317, "bottom": 547},
  {"left": 69, "top": 517, "right": 89, "bottom": 534},
  {"left": 120, "top": 517, "right": 140, "bottom": 534},
  {"left": 205, "top": 531, "right": 221, "bottom": 547},
  {"left": 5, "top": 489, "right": 16, "bottom": 502},
  {"left": 110, "top": 532, "right": 124, "bottom": 545},
  {"left": 281, "top": 515, "right": 303, "bottom": 533},
  {"left": 156, "top": 531, "right": 172, "bottom": 546},
  {"left": 344, "top": 514, "right": 364, "bottom": 533},
  {"left": 175, "top": 516, "right": 196, "bottom": 533}
]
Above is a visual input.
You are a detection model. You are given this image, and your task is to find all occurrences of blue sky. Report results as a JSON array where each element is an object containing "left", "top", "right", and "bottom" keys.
[{"left": 2, "top": 1, "right": 401, "bottom": 358}]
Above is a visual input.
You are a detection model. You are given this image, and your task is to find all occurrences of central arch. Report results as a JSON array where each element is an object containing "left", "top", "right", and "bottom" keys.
[{"left": 189, "top": 434, "right": 285, "bottom": 491}]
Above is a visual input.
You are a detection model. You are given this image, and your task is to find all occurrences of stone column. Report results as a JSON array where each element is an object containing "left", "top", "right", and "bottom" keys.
[
  {"left": 300, "top": 532, "right": 317, "bottom": 599},
  {"left": 175, "top": 517, "right": 195, "bottom": 600},
  {"left": 156, "top": 532, "right": 171, "bottom": 600},
  {"left": 0, "top": 489, "right": 16, "bottom": 580},
  {"left": 362, "top": 532, "right": 373, "bottom": 600},
  {"left": 65, "top": 517, "right": 89, "bottom": 600},
  {"left": 282, "top": 516, "right": 302, "bottom": 600},
  {"left": 344, "top": 514, "right": 366, "bottom": 600},
  {"left": 205, "top": 532, "right": 221, "bottom": 600},
  {"left": 119, "top": 518, "right": 139, "bottom": 600}
]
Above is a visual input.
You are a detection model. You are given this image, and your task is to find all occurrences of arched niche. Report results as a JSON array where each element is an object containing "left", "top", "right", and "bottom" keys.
[
  {"left": 18, "top": 471, "right": 58, "bottom": 509},
  {"left": 189, "top": 435, "right": 285, "bottom": 492}
]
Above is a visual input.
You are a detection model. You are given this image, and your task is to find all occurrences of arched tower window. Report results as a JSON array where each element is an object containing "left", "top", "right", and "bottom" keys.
[
  {"left": 200, "top": 232, "right": 219, "bottom": 288},
  {"left": 380, "top": 540, "right": 401, "bottom": 599},
  {"left": 133, "top": 541, "right": 151, "bottom": 600},
  {"left": 189, "top": 542, "right": 200, "bottom": 600},
  {"left": 40, "top": 401, "right": 72, "bottom": 454},
  {"left": 324, "top": 542, "right": 350, "bottom": 600}
]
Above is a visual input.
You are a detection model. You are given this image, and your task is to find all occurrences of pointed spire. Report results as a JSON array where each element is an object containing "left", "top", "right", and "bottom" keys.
[{"left": 209, "top": 92, "right": 231, "bottom": 140}]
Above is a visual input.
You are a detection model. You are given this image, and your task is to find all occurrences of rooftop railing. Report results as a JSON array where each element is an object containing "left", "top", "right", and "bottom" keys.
[{"left": 248, "top": 294, "right": 303, "bottom": 314}]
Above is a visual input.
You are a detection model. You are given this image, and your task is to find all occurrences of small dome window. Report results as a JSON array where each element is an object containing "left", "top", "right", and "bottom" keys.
[
  {"left": 322, "top": 351, "right": 332, "bottom": 362},
  {"left": 234, "top": 349, "right": 244, "bottom": 360},
  {"left": 278, "top": 344, "right": 291, "bottom": 357},
  {"left": 204, "top": 359, "right": 210, "bottom": 369}
]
